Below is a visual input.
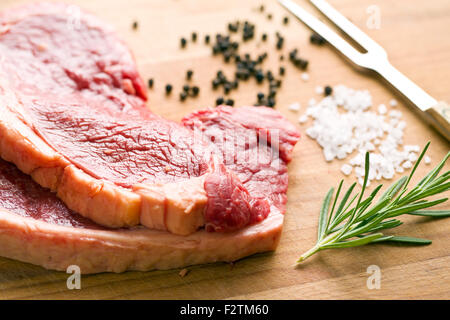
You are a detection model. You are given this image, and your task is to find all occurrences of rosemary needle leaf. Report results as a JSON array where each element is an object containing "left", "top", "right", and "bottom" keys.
[
  {"left": 407, "top": 210, "right": 450, "bottom": 217},
  {"left": 378, "top": 176, "right": 407, "bottom": 204},
  {"left": 297, "top": 142, "right": 450, "bottom": 264},
  {"left": 321, "top": 233, "right": 385, "bottom": 249},
  {"left": 371, "top": 236, "right": 432, "bottom": 245},
  {"left": 318, "top": 188, "right": 334, "bottom": 240}
]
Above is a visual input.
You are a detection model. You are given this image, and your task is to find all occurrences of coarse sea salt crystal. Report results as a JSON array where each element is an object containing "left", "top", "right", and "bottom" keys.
[
  {"left": 298, "top": 84, "right": 422, "bottom": 185},
  {"left": 288, "top": 102, "right": 301, "bottom": 112},
  {"left": 301, "top": 73, "right": 310, "bottom": 81},
  {"left": 389, "top": 110, "right": 402, "bottom": 118},
  {"left": 308, "top": 98, "right": 317, "bottom": 106},
  {"left": 378, "top": 104, "right": 387, "bottom": 114},
  {"left": 424, "top": 155, "right": 431, "bottom": 164},
  {"left": 389, "top": 99, "right": 398, "bottom": 107},
  {"left": 341, "top": 164, "right": 352, "bottom": 176},
  {"left": 408, "top": 153, "right": 418, "bottom": 162},
  {"left": 315, "top": 86, "right": 323, "bottom": 95},
  {"left": 298, "top": 114, "right": 308, "bottom": 124},
  {"left": 402, "top": 160, "right": 413, "bottom": 169}
]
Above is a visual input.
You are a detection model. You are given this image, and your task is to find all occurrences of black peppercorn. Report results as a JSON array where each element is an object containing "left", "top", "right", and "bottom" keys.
[
  {"left": 310, "top": 33, "right": 326, "bottom": 45},
  {"left": 147, "top": 78, "right": 153, "bottom": 88},
  {"left": 212, "top": 79, "right": 221, "bottom": 89},
  {"left": 324, "top": 86, "right": 333, "bottom": 96},
  {"left": 224, "top": 83, "right": 232, "bottom": 94},
  {"left": 216, "top": 97, "right": 225, "bottom": 105},
  {"left": 186, "top": 70, "right": 193, "bottom": 80},
  {"left": 180, "top": 38, "right": 187, "bottom": 48},
  {"left": 165, "top": 84, "right": 172, "bottom": 95},
  {"left": 225, "top": 99, "right": 234, "bottom": 106},
  {"left": 255, "top": 70, "right": 264, "bottom": 83},
  {"left": 191, "top": 86, "right": 200, "bottom": 96},
  {"left": 276, "top": 37, "right": 284, "bottom": 50}
]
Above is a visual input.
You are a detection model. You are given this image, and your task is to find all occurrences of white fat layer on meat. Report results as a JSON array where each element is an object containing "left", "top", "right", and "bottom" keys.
[{"left": 298, "top": 85, "right": 422, "bottom": 185}]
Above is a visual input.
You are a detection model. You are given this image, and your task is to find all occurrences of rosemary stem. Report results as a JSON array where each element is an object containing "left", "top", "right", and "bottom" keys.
[
  {"left": 298, "top": 232, "right": 340, "bottom": 262},
  {"left": 298, "top": 245, "right": 320, "bottom": 262}
]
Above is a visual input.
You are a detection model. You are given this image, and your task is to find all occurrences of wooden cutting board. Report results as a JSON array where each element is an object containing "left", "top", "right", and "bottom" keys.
[{"left": 0, "top": 0, "right": 448, "bottom": 299}]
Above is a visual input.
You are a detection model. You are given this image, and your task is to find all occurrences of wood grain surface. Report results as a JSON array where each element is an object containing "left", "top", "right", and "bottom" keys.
[{"left": 0, "top": 0, "right": 449, "bottom": 300}]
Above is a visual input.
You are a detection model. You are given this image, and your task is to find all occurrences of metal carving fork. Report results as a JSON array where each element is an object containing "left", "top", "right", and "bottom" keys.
[{"left": 279, "top": 0, "right": 450, "bottom": 141}]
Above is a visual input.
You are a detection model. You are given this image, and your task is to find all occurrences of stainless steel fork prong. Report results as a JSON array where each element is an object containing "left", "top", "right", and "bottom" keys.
[
  {"left": 278, "top": 0, "right": 365, "bottom": 67},
  {"left": 310, "top": 0, "right": 386, "bottom": 56}
]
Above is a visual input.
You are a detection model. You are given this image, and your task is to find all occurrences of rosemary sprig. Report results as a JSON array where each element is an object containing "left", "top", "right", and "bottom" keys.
[{"left": 298, "top": 142, "right": 450, "bottom": 263}]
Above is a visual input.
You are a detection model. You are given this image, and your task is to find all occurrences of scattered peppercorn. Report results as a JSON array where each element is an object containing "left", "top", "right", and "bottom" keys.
[
  {"left": 324, "top": 85, "right": 333, "bottom": 96},
  {"left": 165, "top": 84, "right": 173, "bottom": 95},
  {"left": 186, "top": 70, "right": 193, "bottom": 80},
  {"left": 225, "top": 99, "right": 234, "bottom": 106},
  {"left": 225, "top": 82, "right": 234, "bottom": 94},
  {"left": 228, "top": 22, "right": 239, "bottom": 33},
  {"left": 212, "top": 78, "right": 220, "bottom": 89},
  {"left": 132, "top": 21, "right": 138, "bottom": 30},
  {"left": 255, "top": 70, "right": 264, "bottom": 83},
  {"left": 147, "top": 78, "right": 154, "bottom": 88},
  {"left": 175, "top": 18, "right": 311, "bottom": 108},
  {"left": 180, "top": 37, "right": 187, "bottom": 48},
  {"left": 259, "top": 5, "right": 264, "bottom": 12},
  {"left": 268, "top": 89, "right": 276, "bottom": 99},
  {"left": 289, "top": 48, "right": 309, "bottom": 70},
  {"left": 275, "top": 32, "right": 284, "bottom": 50},
  {"left": 257, "top": 52, "right": 267, "bottom": 64},
  {"left": 191, "top": 86, "right": 200, "bottom": 96},
  {"left": 310, "top": 33, "right": 326, "bottom": 45},
  {"left": 216, "top": 96, "right": 225, "bottom": 105},
  {"left": 242, "top": 21, "right": 255, "bottom": 41}
]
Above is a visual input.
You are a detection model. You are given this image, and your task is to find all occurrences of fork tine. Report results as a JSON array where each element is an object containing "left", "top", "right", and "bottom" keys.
[
  {"left": 278, "top": 0, "right": 365, "bottom": 66},
  {"left": 310, "top": 0, "right": 386, "bottom": 55}
]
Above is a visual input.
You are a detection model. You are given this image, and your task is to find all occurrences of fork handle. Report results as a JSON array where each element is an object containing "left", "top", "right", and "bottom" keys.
[
  {"left": 374, "top": 61, "right": 450, "bottom": 141},
  {"left": 425, "top": 102, "right": 450, "bottom": 141}
]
